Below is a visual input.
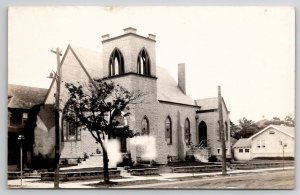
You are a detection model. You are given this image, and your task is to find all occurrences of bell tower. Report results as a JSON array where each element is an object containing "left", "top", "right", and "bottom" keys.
[{"left": 101, "top": 27, "right": 157, "bottom": 78}]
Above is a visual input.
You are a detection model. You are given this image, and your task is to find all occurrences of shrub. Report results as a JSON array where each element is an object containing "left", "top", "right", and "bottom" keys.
[{"left": 208, "top": 155, "right": 218, "bottom": 162}]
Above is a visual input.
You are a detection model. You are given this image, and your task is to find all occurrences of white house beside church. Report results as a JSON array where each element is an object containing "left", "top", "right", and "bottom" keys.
[{"left": 233, "top": 125, "right": 295, "bottom": 161}]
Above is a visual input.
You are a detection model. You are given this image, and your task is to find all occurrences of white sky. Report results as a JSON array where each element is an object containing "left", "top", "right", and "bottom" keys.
[{"left": 8, "top": 6, "right": 295, "bottom": 123}]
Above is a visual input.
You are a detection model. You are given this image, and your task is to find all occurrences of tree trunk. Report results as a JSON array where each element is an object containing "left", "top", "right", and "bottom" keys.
[
  {"left": 98, "top": 138, "right": 109, "bottom": 183},
  {"left": 102, "top": 148, "right": 109, "bottom": 183}
]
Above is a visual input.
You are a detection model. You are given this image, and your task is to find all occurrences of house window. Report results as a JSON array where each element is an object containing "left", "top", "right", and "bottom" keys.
[
  {"left": 269, "top": 130, "right": 275, "bottom": 134},
  {"left": 245, "top": 149, "right": 250, "bottom": 153},
  {"left": 165, "top": 116, "right": 172, "bottom": 145},
  {"left": 257, "top": 140, "right": 260, "bottom": 148},
  {"left": 218, "top": 148, "right": 229, "bottom": 155},
  {"left": 9, "top": 111, "right": 23, "bottom": 126},
  {"left": 63, "top": 116, "right": 81, "bottom": 141},
  {"left": 184, "top": 118, "right": 191, "bottom": 145},
  {"left": 261, "top": 140, "right": 265, "bottom": 148},
  {"left": 137, "top": 48, "right": 151, "bottom": 75},
  {"left": 109, "top": 48, "right": 124, "bottom": 76},
  {"left": 239, "top": 149, "right": 243, "bottom": 153},
  {"left": 141, "top": 116, "right": 149, "bottom": 135},
  {"left": 22, "top": 112, "right": 28, "bottom": 125}
]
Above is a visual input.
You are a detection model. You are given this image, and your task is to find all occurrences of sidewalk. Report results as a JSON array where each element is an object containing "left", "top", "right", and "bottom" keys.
[{"left": 7, "top": 166, "right": 294, "bottom": 189}]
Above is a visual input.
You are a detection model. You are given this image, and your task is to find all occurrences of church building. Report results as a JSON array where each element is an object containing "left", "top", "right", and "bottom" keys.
[{"left": 35, "top": 27, "right": 231, "bottom": 165}]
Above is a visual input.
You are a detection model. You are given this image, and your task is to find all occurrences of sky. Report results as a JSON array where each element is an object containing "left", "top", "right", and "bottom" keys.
[{"left": 8, "top": 6, "right": 295, "bottom": 123}]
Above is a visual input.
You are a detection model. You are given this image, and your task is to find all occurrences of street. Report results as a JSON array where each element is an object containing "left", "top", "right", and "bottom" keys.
[
  {"left": 117, "top": 169, "right": 295, "bottom": 189},
  {"left": 8, "top": 167, "right": 295, "bottom": 189}
]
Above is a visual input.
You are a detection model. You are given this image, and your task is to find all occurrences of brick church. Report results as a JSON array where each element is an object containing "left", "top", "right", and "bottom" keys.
[{"left": 8, "top": 27, "right": 231, "bottom": 168}]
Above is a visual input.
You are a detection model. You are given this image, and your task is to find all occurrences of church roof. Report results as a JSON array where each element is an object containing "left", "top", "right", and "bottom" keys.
[
  {"left": 195, "top": 97, "right": 218, "bottom": 110},
  {"left": 8, "top": 84, "right": 48, "bottom": 109},
  {"left": 69, "top": 45, "right": 102, "bottom": 79},
  {"left": 157, "top": 66, "right": 197, "bottom": 106},
  {"left": 195, "top": 97, "right": 229, "bottom": 112}
]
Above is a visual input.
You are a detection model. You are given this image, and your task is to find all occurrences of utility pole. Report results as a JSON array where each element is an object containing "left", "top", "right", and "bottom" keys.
[
  {"left": 218, "top": 86, "right": 227, "bottom": 175},
  {"left": 17, "top": 135, "right": 25, "bottom": 188},
  {"left": 51, "top": 48, "right": 62, "bottom": 188}
]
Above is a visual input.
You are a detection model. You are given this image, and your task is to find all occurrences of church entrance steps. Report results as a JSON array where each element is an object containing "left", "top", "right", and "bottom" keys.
[
  {"left": 186, "top": 147, "right": 211, "bottom": 162},
  {"left": 61, "top": 154, "right": 103, "bottom": 171}
]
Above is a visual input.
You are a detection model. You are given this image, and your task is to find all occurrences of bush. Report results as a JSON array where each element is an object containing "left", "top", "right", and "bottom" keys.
[
  {"left": 208, "top": 155, "right": 218, "bottom": 162},
  {"left": 185, "top": 155, "right": 196, "bottom": 162},
  {"left": 117, "top": 154, "right": 134, "bottom": 167}
]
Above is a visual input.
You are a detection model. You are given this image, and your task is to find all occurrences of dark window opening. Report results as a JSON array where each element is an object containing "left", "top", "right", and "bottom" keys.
[
  {"left": 63, "top": 116, "right": 81, "bottom": 141},
  {"left": 141, "top": 116, "right": 150, "bottom": 135},
  {"left": 165, "top": 116, "right": 172, "bottom": 144},
  {"left": 184, "top": 118, "right": 191, "bottom": 145},
  {"left": 109, "top": 48, "right": 124, "bottom": 76},
  {"left": 137, "top": 49, "right": 151, "bottom": 76}
]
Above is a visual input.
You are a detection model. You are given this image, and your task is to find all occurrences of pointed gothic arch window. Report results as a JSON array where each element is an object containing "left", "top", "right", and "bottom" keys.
[
  {"left": 137, "top": 48, "right": 151, "bottom": 75},
  {"left": 62, "top": 114, "right": 81, "bottom": 142},
  {"left": 184, "top": 118, "right": 191, "bottom": 145},
  {"left": 109, "top": 48, "right": 124, "bottom": 76},
  {"left": 225, "top": 122, "right": 229, "bottom": 141},
  {"left": 165, "top": 116, "right": 172, "bottom": 144},
  {"left": 217, "top": 121, "right": 220, "bottom": 141},
  {"left": 141, "top": 116, "right": 150, "bottom": 135}
]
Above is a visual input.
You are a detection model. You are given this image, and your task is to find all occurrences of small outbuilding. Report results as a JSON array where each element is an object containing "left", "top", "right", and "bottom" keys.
[
  {"left": 232, "top": 138, "right": 251, "bottom": 161},
  {"left": 233, "top": 125, "right": 295, "bottom": 161}
]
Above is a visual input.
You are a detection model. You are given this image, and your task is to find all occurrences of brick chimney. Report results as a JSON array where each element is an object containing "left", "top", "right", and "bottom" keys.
[{"left": 178, "top": 63, "right": 186, "bottom": 94}]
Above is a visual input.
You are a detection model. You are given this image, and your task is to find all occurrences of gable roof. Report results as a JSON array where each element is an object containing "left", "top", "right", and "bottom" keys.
[
  {"left": 8, "top": 84, "right": 48, "bottom": 109},
  {"left": 195, "top": 97, "right": 229, "bottom": 111},
  {"left": 233, "top": 138, "right": 251, "bottom": 148},
  {"left": 157, "top": 66, "right": 196, "bottom": 106},
  {"left": 70, "top": 45, "right": 102, "bottom": 79},
  {"left": 44, "top": 45, "right": 101, "bottom": 103},
  {"left": 248, "top": 125, "right": 295, "bottom": 140}
]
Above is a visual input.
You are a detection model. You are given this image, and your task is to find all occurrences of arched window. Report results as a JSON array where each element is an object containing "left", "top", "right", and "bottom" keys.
[
  {"left": 184, "top": 118, "right": 191, "bottom": 145},
  {"left": 137, "top": 48, "right": 151, "bottom": 75},
  {"left": 165, "top": 116, "right": 172, "bottom": 144},
  {"left": 109, "top": 48, "right": 124, "bottom": 76},
  {"left": 141, "top": 116, "right": 149, "bottom": 135},
  {"left": 217, "top": 121, "right": 220, "bottom": 141},
  {"left": 225, "top": 122, "right": 228, "bottom": 141},
  {"left": 62, "top": 115, "right": 81, "bottom": 141}
]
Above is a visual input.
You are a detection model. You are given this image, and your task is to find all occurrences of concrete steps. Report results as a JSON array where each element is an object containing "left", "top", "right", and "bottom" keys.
[{"left": 61, "top": 154, "right": 103, "bottom": 170}]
